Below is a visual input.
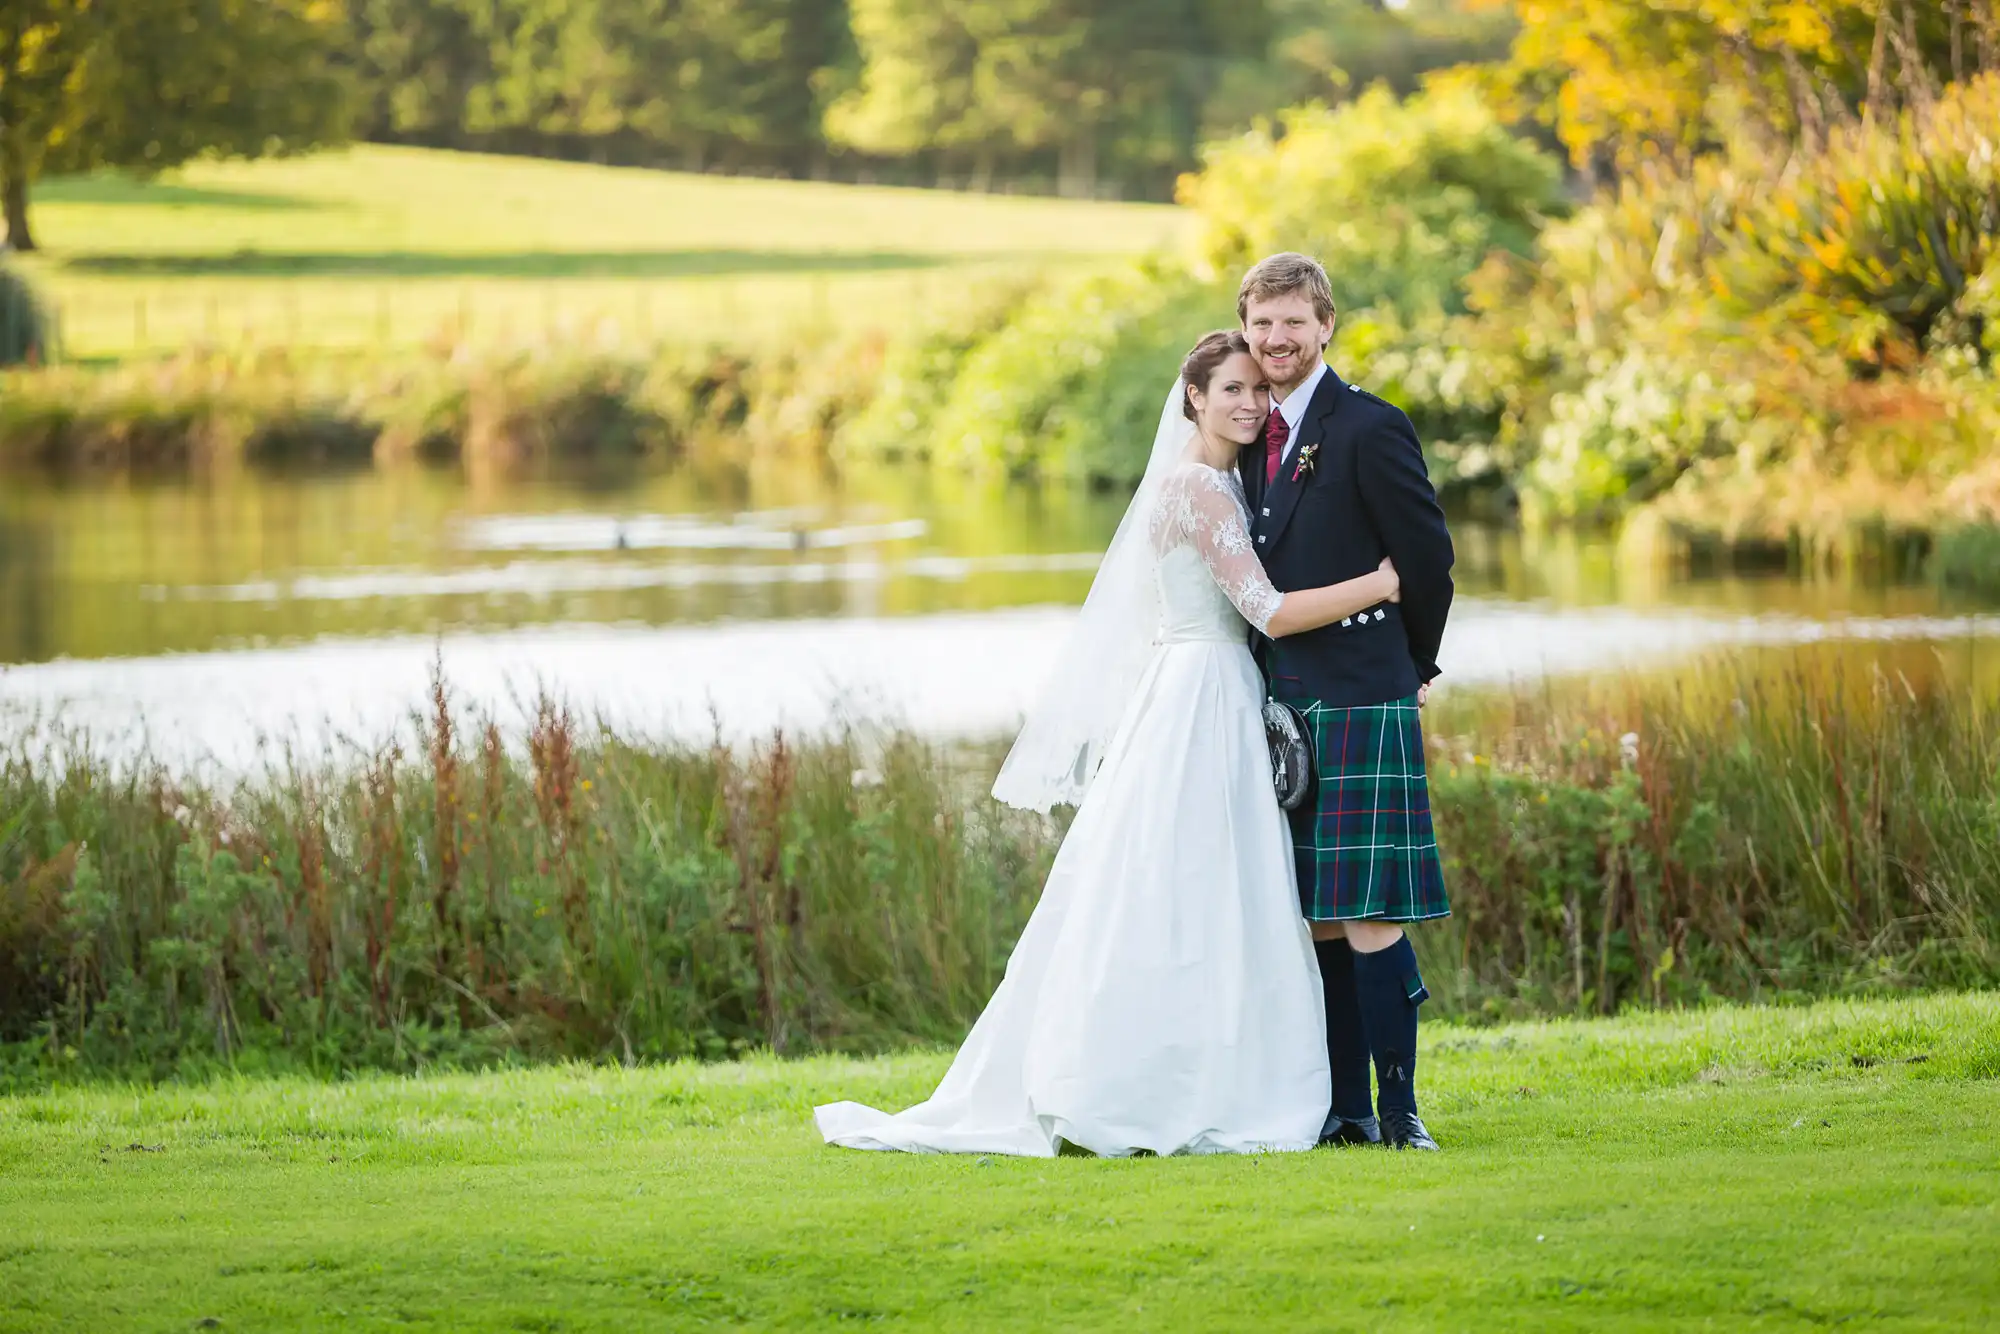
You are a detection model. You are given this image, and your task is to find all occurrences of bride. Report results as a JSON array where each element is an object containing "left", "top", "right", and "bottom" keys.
[{"left": 814, "top": 332, "right": 1401, "bottom": 1156}]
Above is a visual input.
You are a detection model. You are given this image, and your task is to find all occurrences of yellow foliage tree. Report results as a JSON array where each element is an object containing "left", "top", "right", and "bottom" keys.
[{"left": 1481, "top": 0, "right": 1983, "bottom": 169}]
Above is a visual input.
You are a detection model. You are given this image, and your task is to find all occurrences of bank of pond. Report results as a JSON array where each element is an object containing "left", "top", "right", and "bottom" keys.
[
  {"left": 5, "top": 345, "right": 1999, "bottom": 600},
  {"left": 2, "top": 646, "right": 1995, "bottom": 1087}
]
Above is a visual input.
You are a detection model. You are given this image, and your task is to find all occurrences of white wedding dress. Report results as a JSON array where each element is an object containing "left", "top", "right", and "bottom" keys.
[{"left": 814, "top": 463, "right": 1330, "bottom": 1156}]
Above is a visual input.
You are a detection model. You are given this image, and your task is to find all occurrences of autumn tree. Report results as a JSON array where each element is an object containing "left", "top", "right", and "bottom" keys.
[{"left": 1483, "top": 0, "right": 1982, "bottom": 172}]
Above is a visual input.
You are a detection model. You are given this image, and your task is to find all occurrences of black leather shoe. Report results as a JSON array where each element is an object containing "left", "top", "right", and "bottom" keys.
[
  {"left": 1382, "top": 1110, "right": 1439, "bottom": 1151},
  {"left": 1317, "top": 1114, "right": 1383, "bottom": 1147}
]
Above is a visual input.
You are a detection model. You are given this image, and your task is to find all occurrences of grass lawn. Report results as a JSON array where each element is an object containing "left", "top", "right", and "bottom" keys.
[
  {"left": 3, "top": 994, "right": 1996, "bottom": 1332},
  {"left": 15, "top": 145, "right": 1188, "bottom": 360}
]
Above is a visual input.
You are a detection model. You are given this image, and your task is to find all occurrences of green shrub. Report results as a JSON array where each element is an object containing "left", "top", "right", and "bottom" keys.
[
  {"left": 0, "top": 264, "right": 53, "bottom": 367},
  {"left": 243, "top": 408, "right": 382, "bottom": 469},
  {"left": 464, "top": 360, "right": 672, "bottom": 476},
  {"left": 853, "top": 79, "right": 1574, "bottom": 488},
  {"left": 924, "top": 262, "right": 1234, "bottom": 482},
  {"left": 835, "top": 279, "right": 1038, "bottom": 465},
  {"left": 1931, "top": 523, "right": 2000, "bottom": 597},
  {"left": 1181, "top": 79, "right": 1567, "bottom": 319},
  {"left": 1333, "top": 305, "right": 1521, "bottom": 489},
  {"left": 1521, "top": 349, "right": 1758, "bottom": 522}
]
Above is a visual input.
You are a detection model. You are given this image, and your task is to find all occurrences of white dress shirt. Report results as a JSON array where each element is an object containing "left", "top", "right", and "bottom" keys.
[{"left": 1272, "top": 358, "right": 1331, "bottom": 466}]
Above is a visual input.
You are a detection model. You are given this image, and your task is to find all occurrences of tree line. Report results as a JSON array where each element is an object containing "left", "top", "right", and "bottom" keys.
[
  {"left": 0, "top": 0, "right": 1508, "bottom": 251},
  {"left": 1, "top": 1, "right": 1978, "bottom": 254}
]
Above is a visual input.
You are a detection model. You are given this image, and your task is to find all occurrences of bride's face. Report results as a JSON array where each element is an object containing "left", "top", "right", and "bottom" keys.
[{"left": 1190, "top": 352, "right": 1271, "bottom": 447}]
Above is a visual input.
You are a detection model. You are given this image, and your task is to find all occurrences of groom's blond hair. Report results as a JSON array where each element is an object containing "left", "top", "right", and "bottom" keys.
[{"left": 1237, "top": 253, "right": 1337, "bottom": 326}]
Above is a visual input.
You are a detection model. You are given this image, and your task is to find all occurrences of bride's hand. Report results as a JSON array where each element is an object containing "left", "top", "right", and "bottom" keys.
[{"left": 1379, "top": 557, "right": 1402, "bottom": 603}]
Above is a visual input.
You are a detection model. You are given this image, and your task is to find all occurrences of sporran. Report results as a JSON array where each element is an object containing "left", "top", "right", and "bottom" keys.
[{"left": 1263, "top": 698, "right": 1317, "bottom": 812}]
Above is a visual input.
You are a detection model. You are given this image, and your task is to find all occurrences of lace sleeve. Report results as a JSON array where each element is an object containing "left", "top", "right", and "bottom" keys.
[{"left": 1157, "top": 465, "right": 1285, "bottom": 633}]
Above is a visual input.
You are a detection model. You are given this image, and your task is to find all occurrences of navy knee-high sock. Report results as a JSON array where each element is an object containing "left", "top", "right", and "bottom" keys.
[
  {"left": 1314, "top": 937, "right": 1375, "bottom": 1123},
  {"left": 1352, "top": 935, "right": 1427, "bottom": 1119}
]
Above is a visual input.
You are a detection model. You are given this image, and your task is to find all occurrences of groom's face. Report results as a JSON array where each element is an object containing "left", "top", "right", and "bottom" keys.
[{"left": 1242, "top": 292, "right": 1334, "bottom": 394}]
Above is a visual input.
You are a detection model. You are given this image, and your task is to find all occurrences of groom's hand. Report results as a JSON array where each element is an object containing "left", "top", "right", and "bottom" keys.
[{"left": 1417, "top": 684, "right": 1430, "bottom": 708}]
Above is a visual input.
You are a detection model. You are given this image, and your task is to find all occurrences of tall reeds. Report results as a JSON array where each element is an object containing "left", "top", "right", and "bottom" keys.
[
  {"left": 1, "top": 649, "right": 1995, "bottom": 1083},
  {"left": 0, "top": 681, "right": 1057, "bottom": 1081},
  {"left": 1423, "top": 649, "right": 2000, "bottom": 1017}
]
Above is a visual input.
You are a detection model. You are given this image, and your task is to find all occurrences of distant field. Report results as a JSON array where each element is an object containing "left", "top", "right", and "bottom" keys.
[{"left": 15, "top": 146, "right": 1190, "bottom": 360}]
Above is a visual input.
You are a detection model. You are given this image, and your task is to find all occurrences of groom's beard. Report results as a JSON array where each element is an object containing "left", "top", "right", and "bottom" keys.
[{"left": 1261, "top": 350, "right": 1322, "bottom": 400}]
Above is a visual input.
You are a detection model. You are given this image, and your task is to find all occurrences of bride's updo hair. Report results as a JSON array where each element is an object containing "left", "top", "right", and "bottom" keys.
[{"left": 1180, "top": 330, "right": 1252, "bottom": 422}]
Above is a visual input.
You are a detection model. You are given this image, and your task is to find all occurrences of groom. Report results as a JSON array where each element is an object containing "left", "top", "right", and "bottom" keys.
[{"left": 1236, "top": 252, "right": 1455, "bottom": 1151}]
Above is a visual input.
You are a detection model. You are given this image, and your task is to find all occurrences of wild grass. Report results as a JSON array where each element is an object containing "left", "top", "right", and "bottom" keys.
[
  {"left": 3, "top": 648, "right": 1996, "bottom": 1086},
  {"left": 1425, "top": 649, "right": 2000, "bottom": 1018},
  {"left": 0, "top": 265, "right": 54, "bottom": 368},
  {"left": 15, "top": 146, "right": 1187, "bottom": 361},
  {"left": 0, "top": 993, "right": 1995, "bottom": 1331},
  {"left": 0, "top": 669, "right": 1057, "bottom": 1084}
]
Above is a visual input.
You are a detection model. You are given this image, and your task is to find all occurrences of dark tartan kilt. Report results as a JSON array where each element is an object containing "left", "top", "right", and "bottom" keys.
[{"left": 1275, "top": 693, "right": 1450, "bottom": 923}]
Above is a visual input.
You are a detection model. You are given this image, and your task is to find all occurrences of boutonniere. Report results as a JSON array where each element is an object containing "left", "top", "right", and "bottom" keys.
[{"left": 1291, "top": 442, "right": 1318, "bottom": 482}]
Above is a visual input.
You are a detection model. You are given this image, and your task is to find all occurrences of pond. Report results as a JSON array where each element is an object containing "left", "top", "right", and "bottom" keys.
[{"left": 3, "top": 463, "right": 1998, "bottom": 769}]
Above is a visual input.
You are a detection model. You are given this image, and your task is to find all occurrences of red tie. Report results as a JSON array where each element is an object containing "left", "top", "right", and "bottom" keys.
[{"left": 1264, "top": 409, "right": 1289, "bottom": 485}]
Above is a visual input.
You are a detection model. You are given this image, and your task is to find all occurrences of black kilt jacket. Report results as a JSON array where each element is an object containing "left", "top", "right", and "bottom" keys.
[{"left": 1236, "top": 367, "right": 1455, "bottom": 708}]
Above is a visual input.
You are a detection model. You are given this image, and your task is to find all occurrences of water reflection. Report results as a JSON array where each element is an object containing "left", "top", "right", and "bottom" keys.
[
  {"left": 149, "top": 552, "right": 1108, "bottom": 605},
  {"left": 0, "top": 511, "right": 56, "bottom": 662},
  {"left": 0, "top": 467, "right": 1128, "bottom": 662},
  {"left": 6, "top": 467, "right": 1998, "bottom": 668},
  {"left": 2, "top": 463, "right": 1998, "bottom": 769},
  {"left": 455, "top": 511, "right": 933, "bottom": 553}
]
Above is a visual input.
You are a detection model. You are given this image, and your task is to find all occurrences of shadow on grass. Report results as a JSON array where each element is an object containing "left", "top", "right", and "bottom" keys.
[
  {"left": 37, "top": 177, "right": 320, "bottom": 212},
  {"left": 62, "top": 250, "right": 973, "bottom": 279}
]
